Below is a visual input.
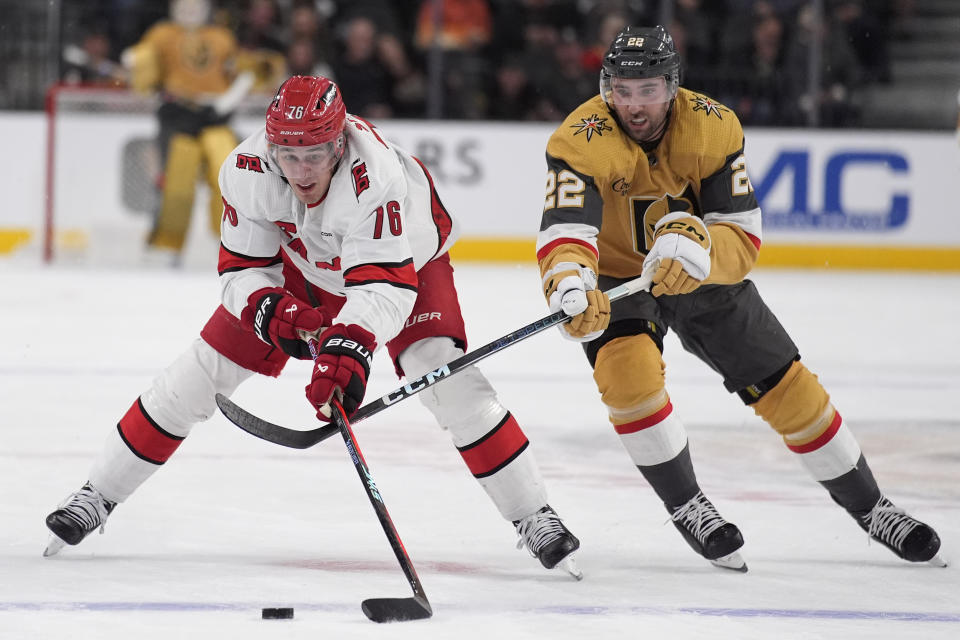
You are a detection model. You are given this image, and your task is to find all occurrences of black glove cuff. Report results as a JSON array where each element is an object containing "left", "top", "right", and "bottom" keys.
[
  {"left": 320, "top": 334, "right": 374, "bottom": 377},
  {"left": 251, "top": 292, "right": 283, "bottom": 347}
]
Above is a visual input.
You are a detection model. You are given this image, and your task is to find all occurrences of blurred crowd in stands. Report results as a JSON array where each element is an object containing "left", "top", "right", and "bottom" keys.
[{"left": 53, "top": 0, "right": 915, "bottom": 127}]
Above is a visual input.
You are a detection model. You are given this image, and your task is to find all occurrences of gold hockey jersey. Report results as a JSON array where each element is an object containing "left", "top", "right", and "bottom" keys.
[
  {"left": 126, "top": 22, "right": 237, "bottom": 101},
  {"left": 537, "top": 88, "right": 763, "bottom": 283}
]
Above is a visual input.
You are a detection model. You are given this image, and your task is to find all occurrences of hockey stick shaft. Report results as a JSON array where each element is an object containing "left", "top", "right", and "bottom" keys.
[
  {"left": 314, "top": 339, "right": 430, "bottom": 622},
  {"left": 353, "top": 270, "right": 652, "bottom": 423},
  {"left": 216, "top": 272, "right": 652, "bottom": 449}
]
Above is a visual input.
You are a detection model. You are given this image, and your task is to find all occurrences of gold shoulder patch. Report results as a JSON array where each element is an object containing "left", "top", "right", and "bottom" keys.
[
  {"left": 547, "top": 95, "right": 635, "bottom": 181},
  {"left": 687, "top": 93, "right": 731, "bottom": 120},
  {"left": 568, "top": 111, "right": 615, "bottom": 142},
  {"left": 670, "top": 89, "right": 744, "bottom": 172}
]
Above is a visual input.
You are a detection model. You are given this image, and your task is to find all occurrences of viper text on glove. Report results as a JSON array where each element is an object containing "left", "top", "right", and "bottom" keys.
[{"left": 241, "top": 287, "right": 326, "bottom": 359}]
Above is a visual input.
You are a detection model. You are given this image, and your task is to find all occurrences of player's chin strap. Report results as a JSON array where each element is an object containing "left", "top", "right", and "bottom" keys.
[{"left": 215, "top": 271, "right": 653, "bottom": 449}]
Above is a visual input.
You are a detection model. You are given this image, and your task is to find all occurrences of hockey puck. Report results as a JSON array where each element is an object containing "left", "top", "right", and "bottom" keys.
[{"left": 261, "top": 607, "right": 294, "bottom": 620}]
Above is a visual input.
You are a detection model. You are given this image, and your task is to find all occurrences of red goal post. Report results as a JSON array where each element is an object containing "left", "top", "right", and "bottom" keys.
[
  {"left": 43, "top": 84, "right": 269, "bottom": 266},
  {"left": 44, "top": 84, "right": 161, "bottom": 264}
]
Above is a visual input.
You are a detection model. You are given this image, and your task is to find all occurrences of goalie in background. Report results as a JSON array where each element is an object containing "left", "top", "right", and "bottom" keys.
[
  {"left": 122, "top": 0, "right": 254, "bottom": 266},
  {"left": 537, "top": 24, "right": 944, "bottom": 571},
  {"left": 42, "top": 75, "right": 582, "bottom": 580}
]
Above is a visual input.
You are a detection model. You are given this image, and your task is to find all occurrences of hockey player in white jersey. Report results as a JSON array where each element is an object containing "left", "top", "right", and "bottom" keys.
[{"left": 44, "top": 75, "right": 581, "bottom": 578}]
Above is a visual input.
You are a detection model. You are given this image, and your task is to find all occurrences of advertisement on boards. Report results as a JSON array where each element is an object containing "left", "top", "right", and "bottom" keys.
[{"left": 2, "top": 112, "right": 959, "bottom": 268}]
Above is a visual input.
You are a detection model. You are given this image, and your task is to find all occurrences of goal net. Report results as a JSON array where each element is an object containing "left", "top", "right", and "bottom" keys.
[{"left": 44, "top": 85, "right": 267, "bottom": 267}]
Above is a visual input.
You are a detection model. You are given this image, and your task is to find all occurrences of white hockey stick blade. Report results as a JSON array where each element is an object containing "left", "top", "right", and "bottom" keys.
[
  {"left": 557, "top": 554, "right": 583, "bottom": 581},
  {"left": 43, "top": 535, "right": 66, "bottom": 557},
  {"left": 361, "top": 596, "right": 432, "bottom": 623},
  {"left": 710, "top": 551, "right": 748, "bottom": 572}
]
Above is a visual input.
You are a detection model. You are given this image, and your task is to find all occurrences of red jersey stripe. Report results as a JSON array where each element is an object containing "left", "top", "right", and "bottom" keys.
[
  {"left": 412, "top": 157, "right": 454, "bottom": 259},
  {"left": 344, "top": 259, "right": 418, "bottom": 291},
  {"left": 536, "top": 237, "right": 599, "bottom": 262},
  {"left": 217, "top": 244, "right": 282, "bottom": 275}
]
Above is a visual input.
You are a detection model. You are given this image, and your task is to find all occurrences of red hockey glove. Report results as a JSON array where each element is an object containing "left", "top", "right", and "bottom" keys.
[
  {"left": 241, "top": 287, "right": 327, "bottom": 359},
  {"left": 305, "top": 324, "right": 377, "bottom": 420}
]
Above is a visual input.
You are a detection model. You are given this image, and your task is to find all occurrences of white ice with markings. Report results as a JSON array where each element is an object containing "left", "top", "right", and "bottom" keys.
[{"left": 1, "top": 263, "right": 958, "bottom": 639}]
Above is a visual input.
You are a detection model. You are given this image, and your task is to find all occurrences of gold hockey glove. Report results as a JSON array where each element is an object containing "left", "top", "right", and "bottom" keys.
[{"left": 643, "top": 213, "right": 711, "bottom": 297}]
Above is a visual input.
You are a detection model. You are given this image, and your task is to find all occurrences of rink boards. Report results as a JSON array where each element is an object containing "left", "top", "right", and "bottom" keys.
[{"left": 1, "top": 108, "right": 958, "bottom": 269}]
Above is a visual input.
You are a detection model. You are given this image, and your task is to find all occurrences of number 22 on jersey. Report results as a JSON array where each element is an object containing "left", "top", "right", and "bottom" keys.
[{"left": 544, "top": 170, "right": 586, "bottom": 210}]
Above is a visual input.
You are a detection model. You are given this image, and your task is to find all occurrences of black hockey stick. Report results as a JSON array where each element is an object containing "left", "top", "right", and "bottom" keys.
[
  {"left": 216, "top": 272, "right": 653, "bottom": 449},
  {"left": 324, "top": 386, "right": 432, "bottom": 622}
]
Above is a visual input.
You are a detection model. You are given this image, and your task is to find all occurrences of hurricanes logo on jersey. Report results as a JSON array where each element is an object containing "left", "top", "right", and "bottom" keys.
[
  {"left": 570, "top": 114, "right": 612, "bottom": 142},
  {"left": 351, "top": 160, "right": 370, "bottom": 198},
  {"left": 690, "top": 95, "right": 729, "bottom": 119},
  {"left": 236, "top": 154, "right": 264, "bottom": 172}
]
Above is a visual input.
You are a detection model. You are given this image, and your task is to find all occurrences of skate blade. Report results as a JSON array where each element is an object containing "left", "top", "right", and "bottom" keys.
[
  {"left": 556, "top": 554, "right": 583, "bottom": 581},
  {"left": 928, "top": 553, "right": 948, "bottom": 568},
  {"left": 710, "top": 551, "right": 748, "bottom": 572},
  {"left": 43, "top": 535, "right": 66, "bottom": 557}
]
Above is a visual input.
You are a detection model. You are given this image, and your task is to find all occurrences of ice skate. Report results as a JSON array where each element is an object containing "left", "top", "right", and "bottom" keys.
[
  {"left": 669, "top": 491, "right": 747, "bottom": 572},
  {"left": 43, "top": 482, "right": 116, "bottom": 557},
  {"left": 853, "top": 496, "right": 946, "bottom": 567},
  {"left": 514, "top": 505, "right": 583, "bottom": 580}
]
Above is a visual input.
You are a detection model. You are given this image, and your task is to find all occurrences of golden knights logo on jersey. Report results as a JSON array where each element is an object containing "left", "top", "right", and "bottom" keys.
[
  {"left": 179, "top": 33, "right": 213, "bottom": 72},
  {"left": 631, "top": 184, "right": 702, "bottom": 252},
  {"left": 540, "top": 88, "right": 758, "bottom": 279},
  {"left": 570, "top": 114, "right": 613, "bottom": 142},
  {"left": 126, "top": 21, "right": 237, "bottom": 98},
  {"left": 689, "top": 95, "right": 729, "bottom": 119}
]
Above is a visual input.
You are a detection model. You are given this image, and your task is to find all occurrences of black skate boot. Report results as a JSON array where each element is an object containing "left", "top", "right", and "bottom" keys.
[
  {"left": 852, "top": 496, "right": 946, "bottom": 566},
  {"left": 669, "top": 491, "right": 747, "bottom": 572},
  {"left": 514, "top": 505, "right": 582, "bottom": 579},
  {"left": 44, "top": 482, "right": 116, "bottom": 557}
]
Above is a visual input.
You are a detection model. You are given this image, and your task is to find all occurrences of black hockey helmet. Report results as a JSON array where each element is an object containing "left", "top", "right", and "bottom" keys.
[{"left": 600, "top": 25, "right": 681, "bottom": 107}]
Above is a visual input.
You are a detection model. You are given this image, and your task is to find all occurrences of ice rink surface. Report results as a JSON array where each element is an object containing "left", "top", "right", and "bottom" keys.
[{"left": 1, "top": 262, "right": 958, "bottom": 639}]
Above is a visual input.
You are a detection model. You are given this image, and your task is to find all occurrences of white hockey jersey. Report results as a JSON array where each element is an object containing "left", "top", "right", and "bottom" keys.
[{"left": 217, "top": 116, "right": 459, "bottom": 347}]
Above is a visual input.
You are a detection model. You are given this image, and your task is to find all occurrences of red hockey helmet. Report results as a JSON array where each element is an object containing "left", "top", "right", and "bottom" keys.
[
  {"left": 266, "top": 76, "right": 347, "bottom": 179},
  {"left": 265, "top": 75, "right": 346, "bottom": 147}
]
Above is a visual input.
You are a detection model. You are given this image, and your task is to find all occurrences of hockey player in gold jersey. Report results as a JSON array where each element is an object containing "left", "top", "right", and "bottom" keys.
[
  {"left": 123, "top": 0, "right": 252, "bottom": 263},
  {"left": 537, "top": 25, "right": 944, "bottom": 571}
]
